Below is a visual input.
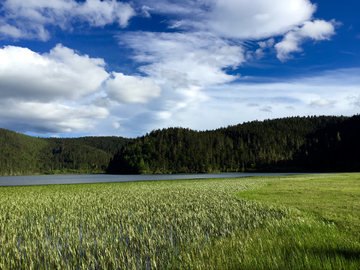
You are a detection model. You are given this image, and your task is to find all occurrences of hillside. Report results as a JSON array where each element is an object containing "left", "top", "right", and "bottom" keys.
[
  {"left": 0, "top": 128, "right": 49, "bottom": 175},
  {"left": 107, "top": 115, "right": 359, "bottom": 174},
  {"left": 0, "top": 129, "right": 131, "bottom": 176},
  {"left": 2, "top": 115, "right": 360, "bottom": 176}
]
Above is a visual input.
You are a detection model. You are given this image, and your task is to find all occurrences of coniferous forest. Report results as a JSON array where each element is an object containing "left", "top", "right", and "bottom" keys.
[
  {"left": 0, "top": 130, "right": 131, "bottom": 175},
  {"left": 1, "top": 114, "right": 360, "bottom": 176}
]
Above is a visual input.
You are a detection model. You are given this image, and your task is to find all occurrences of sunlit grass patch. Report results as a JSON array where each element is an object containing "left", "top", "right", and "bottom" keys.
[
  {"left": 0, "top": 174, "right": 359, "bottom": 269},
  {"left": 238, "top": 173, "right": 360, "bottom": 235}
]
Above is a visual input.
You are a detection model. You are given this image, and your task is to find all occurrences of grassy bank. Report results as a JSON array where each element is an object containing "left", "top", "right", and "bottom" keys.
[{"left": 0, "top": 174, "right": 359, "bottom": 269}]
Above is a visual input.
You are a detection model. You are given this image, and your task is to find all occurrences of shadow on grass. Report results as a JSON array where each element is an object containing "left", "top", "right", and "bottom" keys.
[{"left": 309, "top": 247, "right": 360, "bottom": 260}]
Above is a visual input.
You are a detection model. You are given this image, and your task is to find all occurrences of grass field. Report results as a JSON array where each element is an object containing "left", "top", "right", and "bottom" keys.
[{"left": 0, "top": 173, "right": 359, "bottom": 269}]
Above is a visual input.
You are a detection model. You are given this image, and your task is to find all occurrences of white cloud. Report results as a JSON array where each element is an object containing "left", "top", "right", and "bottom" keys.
[
  {"left": 115, "top": 31, "right": 245, "bottom": 131},
  {"left": 0, "top": 44, "right": 163, "bottom": 134},
  {"left": 112, "top": 122, "right": 121, "bottom": 129},
  {"left": 0, "top": 100, "right": 109, "bottom": 133},
  {"left": 134, "top": 0, "right": 325, "bottom": 43},
  {"left": 275, "top": 20, "right": 337, "bottom": 61},
  {"left": 255, "top": 38, "right": 275, "bottom": 59},
  {"left": 207, "top": 0, "right": 316, "bottom": 39},
  {"left": 77, "top": 0, "right": 135, "bottom": 27},
  {"left": 299, "top": 20, "right": 336, "bottom": 40},
  {"left": 120, "top": 32, "right": 244, "bottom": 88},
  {"left": 168, "top": 21, "right": 185, "bottom": 29},
  {"left": 130, "top": 0, "right": 337, "bottom": 66},
  {"left": 141, "top": 5, "right": 154, "bottom": 18},
  {"left": 258, "top": 38, "right": 275, "bottom": 49},
  {"left": 106, "top": 72, "right": 161, "bottom": 103},
  {"left": 0, "top": 24, "right": 24, "bottom": 39},
  {"left": 308, "top": 99, "right": 337, "bottom": 108},
  {"left": 0, "top": 0, "right": 135, "bottom": 40},
  {"left": 0, "top": 44, "right": 109, "bottom": 101},
  {"left": 132, "top": 0, "right": 338, "bottom": 63}
]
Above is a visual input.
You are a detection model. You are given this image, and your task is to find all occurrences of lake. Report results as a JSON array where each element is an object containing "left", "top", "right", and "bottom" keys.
[{"left": 0, "top": 172, "right": 305, "bottom": 187}]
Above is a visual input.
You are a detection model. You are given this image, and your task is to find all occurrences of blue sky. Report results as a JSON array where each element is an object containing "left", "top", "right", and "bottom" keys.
[{"left": 0, "top": 0, "right": 359, "bottom": 138}]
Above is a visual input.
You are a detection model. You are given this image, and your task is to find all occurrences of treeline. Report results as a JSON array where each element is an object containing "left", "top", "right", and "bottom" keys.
[
  {"left": 2, "top": 115, "right": 360, "bottom": 176},
  {"left": 0, "top": 129, "right": 131, "bottom": 176},
  {"left": 107, "top": 115, "right": 359, "bottom": 174}
]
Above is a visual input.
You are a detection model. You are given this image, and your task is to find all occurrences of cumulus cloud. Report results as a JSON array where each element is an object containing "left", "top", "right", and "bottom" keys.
[
  {"left": 0, "top": 44, "right": 109, "bottom": 101},
  {"left": 207, "top": 0, "right": 316, "bottom": 39},
  {"left": 106, "top": 72, "right": 161, "bottom": 103},
  {"left": 0, "top": 44, "right": 165, "bottom": 134},
  {"left": 275, "top": 20, "right": 337, "bottom": 61},
  {"left": 0, "top": 0, "right": 135, "bottom": 40},
  {"left": 0, "top": 100, "right": 109, "bottom": 133}
]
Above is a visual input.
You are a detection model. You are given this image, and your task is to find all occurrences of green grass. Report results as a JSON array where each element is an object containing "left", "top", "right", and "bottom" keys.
[
  {"left": 0, "top": 174, "right": 359, "bottom": 269},
  {"left": 238, "top": 173, "right": 360, "bottom": 236},
  {"left": 233, "top": 173, "right": 360, "bottom": 269}
]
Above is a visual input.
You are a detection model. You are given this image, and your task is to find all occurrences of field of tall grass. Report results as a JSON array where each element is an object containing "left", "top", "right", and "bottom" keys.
[{"left": 0, "top": 174, "right": 359, "bottom": 269}]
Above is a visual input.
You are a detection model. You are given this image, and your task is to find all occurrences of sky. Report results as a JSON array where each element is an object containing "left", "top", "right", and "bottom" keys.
[{"left": 0, "top": 0, "right": 359, "bottom": 138}]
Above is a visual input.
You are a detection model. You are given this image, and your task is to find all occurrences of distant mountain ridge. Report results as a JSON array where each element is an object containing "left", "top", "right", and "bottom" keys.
[{"left": 1, "top": 114, "right": 360, "bottom": 176}]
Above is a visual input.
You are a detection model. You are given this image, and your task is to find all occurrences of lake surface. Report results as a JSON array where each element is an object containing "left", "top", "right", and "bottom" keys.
[{"left": 0, "top": 172, "right": 305, "bottom": 187}]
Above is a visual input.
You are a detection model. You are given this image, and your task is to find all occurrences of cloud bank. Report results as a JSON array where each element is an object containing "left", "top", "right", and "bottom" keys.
[{"left": 0, "top": 44, "right": 161, "bottom": 134}]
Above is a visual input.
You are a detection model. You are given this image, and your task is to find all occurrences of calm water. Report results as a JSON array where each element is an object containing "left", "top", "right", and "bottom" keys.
[{"left": 0, "top": 172, "right": 305, "bottom": 187}]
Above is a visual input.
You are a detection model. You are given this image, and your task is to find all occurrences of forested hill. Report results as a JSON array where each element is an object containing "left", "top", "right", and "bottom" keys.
[
  {"left": 107, "top": 115, "right": 360, "bottom": 174},
  {"left": 2, "top": 115, "right": 360, "bottom": 176},
  {"left": 0, "top": 129, "right": 131, "bottom": 176}
]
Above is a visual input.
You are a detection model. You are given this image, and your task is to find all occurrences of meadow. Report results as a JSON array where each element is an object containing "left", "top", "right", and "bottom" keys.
[{"left": 0, "top": 174, "right": 359, "bottom": 269}]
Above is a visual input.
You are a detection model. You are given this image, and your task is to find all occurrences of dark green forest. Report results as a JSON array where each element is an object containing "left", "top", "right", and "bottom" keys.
[
  {"left": 1, "top": 114, "right": 360, "bottom": 176},
  {"left": 107, "top": 115, "right": 360, "bottom": 174},
  {"left": 0, "top": 129, "right": 131, "bottom": 176}
]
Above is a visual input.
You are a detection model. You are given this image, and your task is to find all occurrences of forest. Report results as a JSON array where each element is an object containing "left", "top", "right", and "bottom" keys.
[
  {"left": 0, "top": 130, "right": 130, "bottom": 175},
  {"left": 1, "top": 114, "right": 360, "bottom": 176},
  {"left": 107, "top": 114, "right": 360, "bottom": 174}
]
